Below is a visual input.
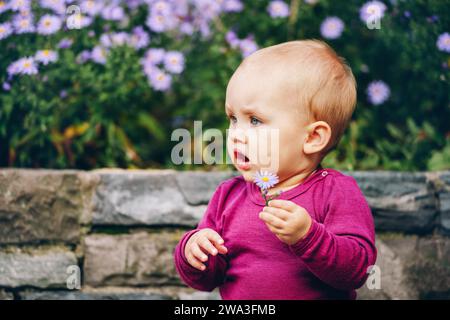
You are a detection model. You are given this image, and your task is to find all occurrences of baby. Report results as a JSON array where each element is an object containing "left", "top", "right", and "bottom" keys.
[{"left": 174, "top": 40, "right": 377, "bottom": 300}]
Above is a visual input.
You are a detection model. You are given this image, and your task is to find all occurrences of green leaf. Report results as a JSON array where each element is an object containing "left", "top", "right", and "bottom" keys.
[{"left": 137, "top": 112, "right": 166, "bottom": 142}]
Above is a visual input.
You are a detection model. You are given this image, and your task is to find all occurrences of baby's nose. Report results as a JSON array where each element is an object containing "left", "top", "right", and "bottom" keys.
[{"left": 229, "top": 128, "right": 248, "bottom": 144}]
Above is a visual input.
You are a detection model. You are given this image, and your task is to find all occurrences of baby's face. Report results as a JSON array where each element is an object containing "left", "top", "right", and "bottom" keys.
[{"left": 225, "top": 64, "right": 311, "bottom": 182}]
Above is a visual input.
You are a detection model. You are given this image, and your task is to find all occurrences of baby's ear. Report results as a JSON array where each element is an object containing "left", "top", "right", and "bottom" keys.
[
  {"left": 305, "top": 124, "right": 313, "bottom": 135},
  {"left": 303, "top": 121, "right": 332, "bottom": 155}
]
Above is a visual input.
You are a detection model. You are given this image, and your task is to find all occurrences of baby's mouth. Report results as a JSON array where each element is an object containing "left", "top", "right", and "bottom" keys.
[{"left": 233, "top": 150, "right": 251, "bottom": 166}]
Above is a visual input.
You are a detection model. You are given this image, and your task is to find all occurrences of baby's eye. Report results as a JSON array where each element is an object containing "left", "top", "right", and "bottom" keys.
[
  {"left": 228, "top": 115, "right": 237, "bottom": 124},
  {"left": 250, "top": 116, "right": 262, "bottom": 126}
]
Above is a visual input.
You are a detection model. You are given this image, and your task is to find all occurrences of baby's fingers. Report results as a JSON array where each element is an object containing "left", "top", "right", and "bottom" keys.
[
  {"left": 216, "top": 244, "right": 228, "bottom": 254},
  {"left": 192, "top": 243, "right": 209, "bottom": 261},
  {"left": 205, "top": 230, "right": 228, "bottom": 254},
  {"left": 259, "top": 211, "right": 285, "bottom": 229},
  {"left": 199, "top": 237, "right": 219, "bottom": 256},
  {"left": 188, "top": 244, "right": 207, "bottom": 271}
]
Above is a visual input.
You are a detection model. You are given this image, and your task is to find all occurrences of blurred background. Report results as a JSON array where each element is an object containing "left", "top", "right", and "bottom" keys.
[
  {"left": 0, "top": 0, "right": 449, "bottom": 171},
  {"left": 0, "top": 1, "right": 450, "bottom": 301}
]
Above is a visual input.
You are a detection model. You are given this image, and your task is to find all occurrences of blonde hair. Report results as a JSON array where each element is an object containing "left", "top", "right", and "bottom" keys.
[{"left": 239, "top": 40, "right": 357, "bottom": 157}]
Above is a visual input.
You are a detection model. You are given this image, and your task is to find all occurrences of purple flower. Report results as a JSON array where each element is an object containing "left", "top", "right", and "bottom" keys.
[
  {"left": 141, "top": 49, "right": 166, "bottom": 78},
  {"left": 226, "top": 30, "right": 240, "bottom": 49},
  {"left": 101, "top": 5, "right": 125, "bottom": 21},
  {"left": 150, "top": 0, "right": 173, "bottom": 16},
  {"left": 14, "top": 6, "right": 32, "bottom": 16},
  {"left": 179, "top": 22, "right": 194, "bottom": 35},
  {"left": 253, "top": 170, "right": 282, "bottom": 205},
  {"left": 129, "top": 26, "right": 150, "bottom": 49},
  {"left": 57, "top": 38, "right": 73, "bottom": 49},
  {"left": 223, "top": 0, "right": 243, "bottom": 13},
  {"left": 367, "top": 80, "right": 390, "bottom": 105},
  {"left": 267, "top": 1, "right": 290, "bottom": 19},
  {"left": 70, "top": 14, "right": 93, "bottom": 29},
  {"left": 254, "top": 170, "right": 279, "bottom": 190},
  {"left": 359, "top": 1, "right": 387, "bottom": 24},
  {"left": 148, "top": 67, "right": 172, "bottom": 91},
  {"left": 173, "top": 0, "right": 189, "bottom": 16},
  {"left": 146, "top": 14, "right": 166, "bottom": 32},
  {"left": 198, "top": 19, "right": 211, "bottom": 38},
  {"left": 37, "top": 14, "right": 62, "bottom": 35},
  {"left": 0, "top": 22, "right": 13, "bottom": 40},
  {"left": 40, "top": 0, "right": 66, "bottom": 15},
  {"left": 16, "top": 57, "right": 39, "bottom": 75},
  {"left": 80, "top": 0, "right": 104, "bottom": 16},
  {"left": 146, "top": 12, "right": 176, "bottom": 33},
  {"left": 100, "top": 32, "right": 131, "bottom": 47},
  {"left": 143, "top": 48, "right": 166, "bottom": 65},
  {"left": 3, "top": 82, "right": 11, "bottom": 91},
  {"left": 76, "top": 50, "right": 91, "bottom": 64},
  {"left": 403, "top": 11, "right": 411, "bottom": 18},
  {"left": 60, "top": 90, "right": 67, "bottom": 98},
  {"left": 126, "top": 0, "right": 142, "bottom": 10},
  {"left": 91, "top": 46, "right": 108, "bottom": 64},
  {"left": 193, "top": 0, "right": 222, "bottom": 20},
  {"left": 10, "top": 0, "right": 31, "bottom": 12},
  {"left": 437, "top": 32, "right": 450, "bottom": 53},
  {"left": 320, "top": 17, "right": 345, "bottom": 40},
  {"left": 100, "top": 33, "right": 113, "bottom": 47},
  {"left": 12, "top": 14, "right": 35, "bottom": 34},
  {"left": 111, "top": 32, "right": 130, "bottom": 46},
  {"left": 240, "top": 37, "right": 258, "bottom": 58},
  {"left": 164, "top": 51, "right": 185, "bottom": 74},
  {"left": 141, "top": 60, "right": 158, "bottom": 78},
  {"left": 0, "top": 1, "right": 10, "bottom": 14},
  {"left": 35, "top": 50, "right": 58, "bottom": 65},
  {"left": 7, "top": 60, "right": 21, "bottom": 77}
]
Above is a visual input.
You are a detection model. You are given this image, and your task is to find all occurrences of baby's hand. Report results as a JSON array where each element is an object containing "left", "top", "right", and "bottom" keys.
[
  {"left": 259, "top": 199, "right": 312, "bottom": 246},
  {"left": 184, "top": 228, "right": 228, "bottom": 271}
]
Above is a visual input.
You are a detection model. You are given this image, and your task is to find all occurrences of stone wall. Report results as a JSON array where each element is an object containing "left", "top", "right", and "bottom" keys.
[{"left": 0, "top": 169, "right": 449, "bottom": 300}]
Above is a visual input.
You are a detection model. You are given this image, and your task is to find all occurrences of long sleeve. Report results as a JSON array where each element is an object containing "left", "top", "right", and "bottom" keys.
[
  {"left": 174, "top": 181, "right": 229, "bottom": 292},
  {"left": 289, "top": 175, "right": 377, "bottom": 291}
]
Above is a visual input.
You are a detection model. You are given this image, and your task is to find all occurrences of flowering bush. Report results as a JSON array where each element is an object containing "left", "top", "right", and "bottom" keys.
[{"left": 0, "top": 0, "right": 448, "bottom": 170}]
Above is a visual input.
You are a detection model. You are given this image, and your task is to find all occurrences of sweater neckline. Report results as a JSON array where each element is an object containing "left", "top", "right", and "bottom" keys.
[{"left": 247, "top": 164, "right": 328, "bottom": 206}]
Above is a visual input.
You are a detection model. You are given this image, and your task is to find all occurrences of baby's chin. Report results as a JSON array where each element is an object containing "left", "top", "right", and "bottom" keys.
[
  {"left": 237, "top": 165, "right": 278, "bottom": 182},
  {"left": 239, "top": 170, "right": 255, "bottom": 182}
]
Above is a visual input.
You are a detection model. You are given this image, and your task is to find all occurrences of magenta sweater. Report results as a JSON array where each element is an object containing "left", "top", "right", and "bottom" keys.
[{"left": 174, "top": 166, "right": 377, "bottom": 300}]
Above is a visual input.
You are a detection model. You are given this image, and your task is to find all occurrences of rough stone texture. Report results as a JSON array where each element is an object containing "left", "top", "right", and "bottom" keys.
[
  {"left": 175, "top": 171, "right": 238, "bottom": 205},
  {"left": 92, "top": 170, "right": 208, "bottom": 227},
  {"left": 19, "top": 286, "right": 221, "bottom": 300},
  {"left": 357, "top": 234, "right": 450, "bottom": 299},
  {"left": 349, "top": 171, "right": 438, "bottom": 233},
  {"left": 410, "top": 235, "right": 450, "bottom": 299},
  {"left": 357, "top": 235, "right": 418, "bottom": 300},
  {"left": 83, "top": 231, "right": 183, "bottom": 287},
  {"left": 178, "top": 289, "right": 221, "bottom": 300},
  {"left": 0, "top": 246, "right": 77, "bottom": 288},
  {"left": 0, "top": 289, "right": 14, "bottom": 300},
  {"left": 0, "top": 169, "right": 98, "bottom": 244},
  {"left": 1, "top": 169, "right": 450, "bottom": 300},
  {"left": 428, "top": 171, "right": 450, "bottom": 235}
]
